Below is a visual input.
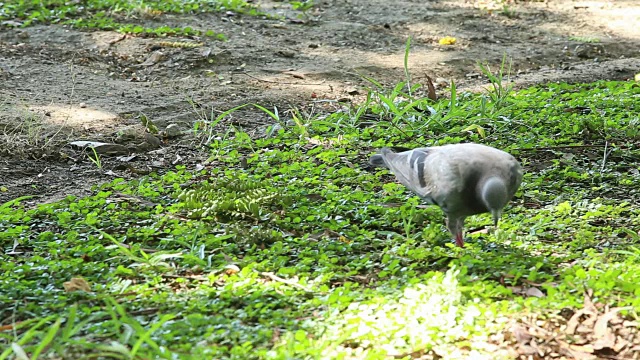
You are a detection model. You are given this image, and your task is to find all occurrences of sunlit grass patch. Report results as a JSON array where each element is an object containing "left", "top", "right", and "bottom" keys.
[{"left": 271, "top": 268, "right": 512, "bottom": 359}]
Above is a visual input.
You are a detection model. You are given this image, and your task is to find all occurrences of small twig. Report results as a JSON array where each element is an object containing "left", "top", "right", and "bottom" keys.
[
  {"left": 108, "top": 34, "right": 128, "bottom": 45},
  {"left": 0, "top": 320, "right": 27, "bottom": 332},
  {"left": 111, "top": 291, "right": 139, "bottom": 298},
  {"left": 259, "top": 271, "right": 313, "bottom": 292},
  {"left": 162, "top": 274, "right": 208, "bottom": 281},
  {"left": 601, "top": 140, "right": 613, "bottom": 173},
  {"left": 310, "top": 99, "right": 340, "bottom": 104},
  {"left": 235, "top": 71, "right": 330, "bottom": 86},
  {"left": 129, "top": 308, "right": 160, "bottom": 316}
]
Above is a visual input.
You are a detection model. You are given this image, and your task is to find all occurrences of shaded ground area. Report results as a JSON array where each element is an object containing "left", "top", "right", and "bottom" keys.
[{"left": 1, "top": 0, "right": 639, "bottom": 204}]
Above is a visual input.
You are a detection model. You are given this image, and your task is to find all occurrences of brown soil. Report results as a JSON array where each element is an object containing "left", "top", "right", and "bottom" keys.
[{"left": 1, "top": 0, "right": 639, "bottom": 204}]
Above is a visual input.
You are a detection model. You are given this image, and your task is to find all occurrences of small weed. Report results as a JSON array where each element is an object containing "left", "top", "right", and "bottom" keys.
[
  {"left": 403, "top": 36, "right": 413, "bottom": 97},
  {"left": 290, "top": 0, "right": 315, "bottom": 21},
  {"left": 0, "top": 103, "right": 71, "bottom": 158},
  {"left": 0, "top": 0, "right": 263, "bottom": 38},
  {"left": 139, "top": 112, "right": 159, "bottom": 134},
  {"left": 477, "top": 53, "right": 514, "bottom": 110},
  {"left": 87, "top": 147, "right": 103, "bottom": 169},
  {"left": 569, "top": 36, "right": 601, "bottom": 43},
  {"left": 191, "top": 102, "right": 252, "bottom": 146},
  {"left": 500, "top": 5, "right": 518, "bottom": 18}
]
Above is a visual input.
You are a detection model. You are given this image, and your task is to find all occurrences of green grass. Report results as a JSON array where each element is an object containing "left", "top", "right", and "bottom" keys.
[
  {"left": 0, "top": 0, "right": 265, "bottom": 38},
  {"left": 569, "top": 36, "right": 601, "bottom": 43},
  {"left": 1, "top": 78, "right": 640, "bottom": 359}
]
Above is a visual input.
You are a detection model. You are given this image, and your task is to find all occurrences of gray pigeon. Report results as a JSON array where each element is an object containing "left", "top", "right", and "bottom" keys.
[{"left": 370, "top": 143, "right": 523, "bottom": 247}]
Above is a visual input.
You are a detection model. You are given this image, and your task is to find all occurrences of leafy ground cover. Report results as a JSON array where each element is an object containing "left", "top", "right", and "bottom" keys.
[
  {"left": 0, "top": 0, "right": 266, "bottom": 38},
  {"left": 1, "top": 75, "right": 640, "bottom": 359}
]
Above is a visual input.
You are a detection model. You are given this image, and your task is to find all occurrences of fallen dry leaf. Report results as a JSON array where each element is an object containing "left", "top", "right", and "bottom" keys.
[
  {"left": 592, "top": 330, "right": 616, "bottom": 350},
  {"left": 494, "top": 289, "right": 640, "bottom": 359},
  {"left": 567, "top": 309, "right": 592, "bottom": 335},
  {"left": 438, "top": 36, "right": 456, "bottom": 45},
  {"left": 516, "top": 344, "right": 538, "bottom": 355},
  {"left": 224, "top": 264, "right": 240, "bottom": 275},
  {"left": 565, "top": 346, "right": 596, "bottom": 360},
  {"left": 525, "top": 287, "right": 545, "bottom": 298},
  {"left": 136, "top": 51, "right": 165, "bottom": 67},
  {"left": 511, "top": 324, "right": 533, "bottom": 344},
  {"left": 568, "top": 343, "right": 595, "bottom": 354},
  {"left": 469, "top": 228, "right": 489, "bottom": 235},
  {"left": 614, "top": 335, "right": 630, "bottom": 352},
  {"left": 594, "top": 307, "right": 631, "bottom": 338},
  {"left": 425, "top": 75, "right": 437, "bottom": 101},
  {"left": 508, "top": 286, "right": 545, "bottom": 298},
  {"left": 63, "top": 277, "right": 91, "bottom": 292},
  {"left": 283, "top": 71, "right": 305, "bottom": 79},
  {"left": 583, "top": 288, "right": 598, "bottom": 313}
]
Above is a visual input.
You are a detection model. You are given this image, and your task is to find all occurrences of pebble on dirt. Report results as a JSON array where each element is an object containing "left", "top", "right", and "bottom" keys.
[
  {"left": 68, "top": 141, "right": 130, "bottom": 156},
  {"left": 164, "top": 124, "right": 183, "bottom": 138}
]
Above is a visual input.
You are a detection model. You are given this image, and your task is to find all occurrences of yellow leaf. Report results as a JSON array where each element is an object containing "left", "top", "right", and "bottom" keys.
[
  {"left": 439, "top": 36, "right": 457, "bottom": 45},
  {"left": 462, "top": 124, "right": 486, "bottom": 138},
  {"left": 224, "top": 264, "right": 240, "bottom": 275},
  {"left": 63, "top": 277, "right": 92, "bottom": 292},
  {"left": 635, "top": 73, "right": 640, "bottom": 82}
]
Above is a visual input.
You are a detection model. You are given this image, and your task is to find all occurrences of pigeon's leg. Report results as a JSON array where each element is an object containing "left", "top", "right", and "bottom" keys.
[
  {"left": 445, "top": 216, "right": 465, "bottom": 248},
  {"left": 491, "top": 209, "right": 502, "bottom": 227}
]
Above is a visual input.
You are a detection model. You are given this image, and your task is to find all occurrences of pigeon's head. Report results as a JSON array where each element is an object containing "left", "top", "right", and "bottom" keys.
[
  {"left": 369, "top": 154, "right": 385, "bottom": 167},
  {"left": 481, "top": 177, "right": 509, "bottom": 225},
  {"left": 369, "top": 148, "right": 395, "bottom": 167}
]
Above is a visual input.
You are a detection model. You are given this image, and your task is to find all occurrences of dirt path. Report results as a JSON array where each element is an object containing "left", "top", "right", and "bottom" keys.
[{"left": 1, "top": 0, "right": 638, "bottom": 204}]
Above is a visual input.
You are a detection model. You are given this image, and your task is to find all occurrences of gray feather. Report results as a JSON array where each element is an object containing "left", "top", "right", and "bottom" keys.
[{"left": 370, "top": 143, "right": 523, "bottom": 246}]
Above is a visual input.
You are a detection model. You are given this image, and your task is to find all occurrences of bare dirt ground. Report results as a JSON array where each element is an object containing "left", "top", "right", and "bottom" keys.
[{"left": 1, "top": 0, "right": 638, "bottom": 204}]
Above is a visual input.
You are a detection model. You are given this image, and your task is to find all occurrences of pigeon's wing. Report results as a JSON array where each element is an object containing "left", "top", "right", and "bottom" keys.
[
  {"left": 375, "top": 147, "right": 462, "bottom": 205},
  {"left": 507, "top": 159, "right": 524, "bottom": 199}
]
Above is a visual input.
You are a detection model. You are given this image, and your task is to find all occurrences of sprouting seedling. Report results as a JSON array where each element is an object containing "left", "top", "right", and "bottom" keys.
[
  {"left": 403, "top": 36, "right": 412, "bottom": 97},
  {"left": 139, "top": 112, "right": 159, "bottom": 134},
  {"left": 402, "top": 207, "right": 415, "bottom": 240},
  {"left": 477, "top": 53, "right": 513, "bottom": 110},
  {"left": 291, "top": 0, "right": 314, "bottom": 21},
  {"left": 569, "top": 36, "right": 600, "bottom": 43},
  {"left": 99, "top": 229, "right": 182, "bottom": 270},
  {"left": 88, "top": 147, "right": 102, "bottom": 170},
  {"left": 289, "top": 107, "right": 310, "bottom": 138},
  {"left": 192, "top": 103, "right": 251, "bottom": 146}
]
